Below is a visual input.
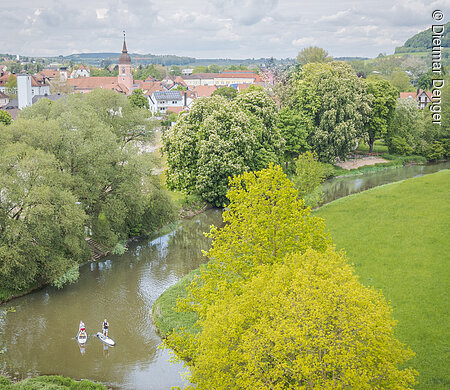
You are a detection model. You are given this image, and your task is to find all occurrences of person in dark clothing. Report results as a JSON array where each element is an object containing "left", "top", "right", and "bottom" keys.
[{"left": 102, "top": 319, "right": 109, "bottom": 336}]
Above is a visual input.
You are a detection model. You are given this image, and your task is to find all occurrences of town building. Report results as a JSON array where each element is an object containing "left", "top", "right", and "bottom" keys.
[
  {"left": 399, "top": 89, "right": 433, "bottom": 110},
  {"left": 148, "top": 90, "right": 184, "bottom": 115},
  {"left": 70, "top": 64, "right": 90, "bottom": 79},
  {"left": 0, "top": 91, "right": 9, "bottom": 107},
  {"left": 67, "top": 34, "right": 133, "bottom": 95}
]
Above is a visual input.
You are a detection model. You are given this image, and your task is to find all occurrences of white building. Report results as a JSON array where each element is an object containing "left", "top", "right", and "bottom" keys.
[
  {"left": 17, "top": 74, "right": 33, "bottom": 110},
  {"left": 148, "top": 90, "right": 184, "bottom": 115},
  {"left": 31, "top": 77, "right": 50, "bottom": 97},
  {"left": 70, "top": 64, "right": 90, "bottom": 79}
]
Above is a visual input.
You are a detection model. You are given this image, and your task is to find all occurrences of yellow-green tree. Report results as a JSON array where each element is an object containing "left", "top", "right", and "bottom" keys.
[
  {"left": 169, "top": 165, "right": 329, "bottom": 359},
  {"left": 186, "top": 248, "right": 417, "bottom": 389}
]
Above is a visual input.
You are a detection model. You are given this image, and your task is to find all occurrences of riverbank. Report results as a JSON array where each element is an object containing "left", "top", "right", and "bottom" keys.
[
  {"left": 0, "top": 375, "right": 106, "bottom": 389},
  {"left": 152, "top": 171, "right": 450, "bottom": 389}
]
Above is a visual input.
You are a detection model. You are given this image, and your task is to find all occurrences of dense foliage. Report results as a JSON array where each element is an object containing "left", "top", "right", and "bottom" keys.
[
  {"left": 386, "top": 79, "right": 450, "bottom": 159},
  {"left": 0, "top": 110, "right": 12, "bottom": 126},
  {"left": 211, "top": 86, "right": 237, "bottom": 100},
  {"left": 285, "top": 61, "right": 371, "bottom": 162},
  {"left": 364, "top": 78, "right": 398, "bottom": 152},
  {"left": 128, "top": 88, "right": 149, "bottom": 109},
  {"left": 167, "top": 165, "right": 416, "bottom": 389},
  {"left": 163, "top": 88, "right": 284, "bottom": 206},
  {"left": 292, "top": 151, "right": 327, "bottom": 208},
  {"left": 0, "top": 90, "right": 176, "bottom": 293},
  {"left": 296, "top": 46, "right": 332, "bottom": 65}
]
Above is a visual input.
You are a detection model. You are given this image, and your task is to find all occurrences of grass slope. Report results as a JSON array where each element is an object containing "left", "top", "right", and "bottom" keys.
[
  {"left": 315, "top": 170, "right": 450, "bottom": 390},
  {"left": 0, "top": 375, "right": 106, "bottom": 389}
]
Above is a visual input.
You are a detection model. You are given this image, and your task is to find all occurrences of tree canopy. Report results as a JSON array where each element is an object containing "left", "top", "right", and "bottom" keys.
[
  {"left": 285, "top": 61, "right": 371, "bottom": 162},
  {"left": 0, "top": 110, "right": 12, "bottom": 126},
  {"left": 296, "top": 46, "right": 333, "bottom": 66},
  {"left": 128, "top": 88, "right": 149, "bottom": 109},
  {"left": 364, "top": 78, "right": 398, "bottom": 152},
  {"left": 0, "top": 90, "right": 176, "bottom": 292},
  {"left": 167, "top": 165, "right": 417, "bottom": 389},
  {"left": 163, "top": 89, "right": 284, "bottom": 206}
]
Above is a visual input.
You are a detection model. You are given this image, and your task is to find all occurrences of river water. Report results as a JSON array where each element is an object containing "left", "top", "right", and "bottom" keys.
[{"left": 0, "top": 162, "right": 448, "bottom": 389}]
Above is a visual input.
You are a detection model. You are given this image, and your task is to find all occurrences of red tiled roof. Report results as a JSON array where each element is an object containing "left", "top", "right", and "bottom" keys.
[
  {"left": 167, "top": 106, "right": 185, "bottom": 114},
  {"left": 0, "top": 74, "right": 13, "bottom": 86},
  {"left": 192, "top": 85, "right": 217, "bottom": 97},
  {"left": 67, "top": 76, "right": 127, "bottom": 93},
  {"left": 399, "top": 92, "right": 417, "bottom": 99},
  {"left": 174, "top": 76, "right": 187, "bottom": 86},
  {"left": 139, "top": 81, "right": 166, "bottom": 95},
  {"left": 40, "top": 69, "right": 60, "bottom": 79}
]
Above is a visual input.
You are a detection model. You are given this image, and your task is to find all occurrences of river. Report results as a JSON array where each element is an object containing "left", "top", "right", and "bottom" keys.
[{"left": 0, "top": 162, "right": 448, "bottom": 389}]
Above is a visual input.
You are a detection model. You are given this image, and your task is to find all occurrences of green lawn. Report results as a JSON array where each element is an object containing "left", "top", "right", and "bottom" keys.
[
  {"left": 315, "top": 170, "right": 450, "bottom": 390},
  {"left": 356, "top": 139, "right": 389, "bottom": 154}
]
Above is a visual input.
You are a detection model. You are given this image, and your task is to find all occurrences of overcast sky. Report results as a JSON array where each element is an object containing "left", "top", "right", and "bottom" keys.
[{"left": 3, "top": 0, "right": 449, "bottom": 59}]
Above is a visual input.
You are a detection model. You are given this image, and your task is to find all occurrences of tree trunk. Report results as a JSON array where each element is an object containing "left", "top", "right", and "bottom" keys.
[{"left": 368, "top": 137, "right": 374, "bottom": 153}]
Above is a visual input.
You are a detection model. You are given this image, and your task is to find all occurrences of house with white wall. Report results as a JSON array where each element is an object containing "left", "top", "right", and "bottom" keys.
[
  {"left": 148, "top": 90, "right": 184, "bottom": 115},
  {"left": 70, "top": 64, "right": 90, "bottom": 79}
]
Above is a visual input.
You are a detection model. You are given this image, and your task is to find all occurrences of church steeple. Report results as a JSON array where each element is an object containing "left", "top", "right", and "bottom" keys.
[
  {"left": 119, "top": 31, "right": 131, "bottom": 65},
  {"left": 122, "top": 31, "right": 128, "bottom": 53},
  {"left": 118, "top": 31, "right": 133, "bottom": 95}
]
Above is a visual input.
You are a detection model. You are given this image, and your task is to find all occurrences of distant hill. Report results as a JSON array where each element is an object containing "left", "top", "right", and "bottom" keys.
[
  {"left": 395, "top": 22, "right": 450, "bottom": 53},
  {"left": 55, "top": 52, "right": 294, "bottom": 67}
]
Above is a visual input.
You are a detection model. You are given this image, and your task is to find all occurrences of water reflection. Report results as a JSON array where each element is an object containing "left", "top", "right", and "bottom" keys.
[
  {"left": 0, "top": 163, "right": 447, "bottom": 388},
  {"left": 321, "top": 162, "right": 449, "bottom": 205},
  {"left": 0, "top": 209, "right": 223, "bottom": 389}
]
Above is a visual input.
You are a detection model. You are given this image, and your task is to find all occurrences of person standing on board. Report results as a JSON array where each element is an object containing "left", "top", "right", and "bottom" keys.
[{"left": 102, "top": 319, "right": 109, "bottom": 337}]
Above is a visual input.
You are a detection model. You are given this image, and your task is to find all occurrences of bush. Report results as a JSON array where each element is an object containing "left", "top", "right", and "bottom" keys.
[
  {"left": 425, "top": 141, "right": 446, "bottom": 160},
  {"left": 389, "top": 136, "right": 413, "bottom": 155}
]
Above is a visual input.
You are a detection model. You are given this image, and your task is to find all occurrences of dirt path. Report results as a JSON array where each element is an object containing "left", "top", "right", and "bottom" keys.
[{"left": 335, "top": 156, "right": 389, "bottom": 170}]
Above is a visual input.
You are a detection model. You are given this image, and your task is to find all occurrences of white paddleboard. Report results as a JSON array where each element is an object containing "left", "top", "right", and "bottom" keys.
[
  {"left": 77, "top": 331, "right": 87, "bottom": 344},
  {"left": 96, "top": 332, "right": 115, "bottom": 346}
]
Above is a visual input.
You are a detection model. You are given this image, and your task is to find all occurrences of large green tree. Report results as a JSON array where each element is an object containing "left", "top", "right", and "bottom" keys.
[
  {"left": 275, "top": 107, "right": 310, "bottom": 171},
  {"left": 187, "top": 249, "right": 417, "bottom": 389},
  {"left": 296, "top": 46, "right": 332, "bottom": 66},
  {"left": 163, "top": 90, "right": 284, "bottom": 206},
  {"left": 0, "top": 144, "right": 89, "bottom": 290},
  {"left": 211, "top": 86, "right": 237, "bottom": 100},
  {"left": 364, "top": 79, "right": 398, "bottom": 152},
  {"left": 169, "top": 165, "right": 329, "bottom": 359},
  {"left": 128, "top": 88, "right": 149, "bottom": 109},
  {"left": 286, "top": 61, "right": 371, "bottom": 162},
  {"left": 6, "top": 90, "right": 174, "bottom": 247},
  {"left": 168, "top": 165, "right": 416, "bottom": 389}
]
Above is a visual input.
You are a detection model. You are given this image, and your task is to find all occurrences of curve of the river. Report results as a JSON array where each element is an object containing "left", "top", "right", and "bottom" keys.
[{"left": 0, "top": 161, "right": 448, "bottom": 389}]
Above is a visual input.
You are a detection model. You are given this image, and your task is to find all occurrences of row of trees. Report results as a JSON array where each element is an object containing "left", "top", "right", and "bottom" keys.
[
  {"left": 164, "top": 56, "right": 449, "bottom": 207},
  {"left": 0, "top": 90, "right": 176, "bottom": 292},
  {"left": 165, "top": 165, "right": 417, "bottom": 389},
  {"left": 162, "top": 62, "right": 392, "bottom": 206}
]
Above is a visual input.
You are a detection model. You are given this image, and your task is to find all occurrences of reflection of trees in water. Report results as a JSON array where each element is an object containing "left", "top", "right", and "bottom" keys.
[
  {"left": 321, "top": 163, "right": 447, "bottom": 205},
  {"left": 138, "top": 209, "right": 224, "bottom": 281},
  {"left": 0, "top": 209, "right": 224, "bottom": 385}
]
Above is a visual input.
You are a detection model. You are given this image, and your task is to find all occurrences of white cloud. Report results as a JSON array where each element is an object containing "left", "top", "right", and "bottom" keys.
[
  {"left": 292, "top": 37, "right": 317, "bottom": 47},
  {"left": 0, "top": 0, "right": 442, "bottom": 59}
]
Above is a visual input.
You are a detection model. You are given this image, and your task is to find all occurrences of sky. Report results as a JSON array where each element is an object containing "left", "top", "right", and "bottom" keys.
[{"left": 3, "top": 0, "right": 449, "bottom": 59}]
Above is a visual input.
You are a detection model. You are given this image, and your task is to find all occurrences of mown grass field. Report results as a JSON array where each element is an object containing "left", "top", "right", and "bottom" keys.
[{"left": 315, "top": 170, "right": 450, "bottom": 390}]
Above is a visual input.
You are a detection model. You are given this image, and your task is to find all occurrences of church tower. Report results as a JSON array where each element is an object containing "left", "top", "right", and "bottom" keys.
[{"left": 118, "top": 32, "right": 133, "bottom": 95}]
